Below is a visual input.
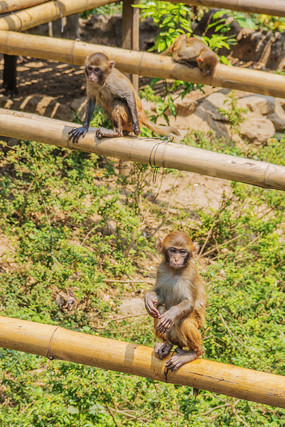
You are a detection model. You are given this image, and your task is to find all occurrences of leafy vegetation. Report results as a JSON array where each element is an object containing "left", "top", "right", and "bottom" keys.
[{"left": 0, "top": 124, "right": 284, "bottom": 425}]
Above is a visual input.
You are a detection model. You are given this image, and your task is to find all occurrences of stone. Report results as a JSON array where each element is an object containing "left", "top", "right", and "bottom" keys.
[
  {"left": 237, "top": 95, "right": 276, "bottom": 115},
  {"left": 174, "top": 95, "right": 198, "bottom": 116},
  {"left": 239, "top": 113, "right": 275, "bottom": 143},
  {"left": 267, "top": 99, "right": 285, "bottom": 131},
  {"left": 203, "top": 92, "right": 229, "bottom": 121},
  {"left": 118, "top": 297, "right": 145, "bottom": 316}
]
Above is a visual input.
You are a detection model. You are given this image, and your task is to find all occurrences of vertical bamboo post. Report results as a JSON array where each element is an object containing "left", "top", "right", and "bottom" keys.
[
  {"left": 3, "top": 54, "right": 17, "bottom": 93},
  {"left": 122, "top": 0, "right": 139, "bottom": 92}
]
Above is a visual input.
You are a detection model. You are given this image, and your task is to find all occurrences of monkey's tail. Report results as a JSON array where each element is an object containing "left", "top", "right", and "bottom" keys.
[
  {"left": 160, "top": 46, "right": 172, "bottom": 56},
  {"left": 142, "top": 116, "right": 180, "bottom": 137}
]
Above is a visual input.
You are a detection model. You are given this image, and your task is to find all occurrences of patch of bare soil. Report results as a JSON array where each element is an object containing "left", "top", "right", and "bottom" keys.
[{"left": 0, "top": 58, "right": 84, "bottom": 103}]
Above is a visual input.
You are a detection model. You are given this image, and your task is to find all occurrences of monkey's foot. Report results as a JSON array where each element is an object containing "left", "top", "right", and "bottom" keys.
[
  {"left": 154, "top": 342, "right": 173, "bottom": 359},
  {"left": 96, "top": 127, "right": 119, "bottom": 139},
  {"left": 68, "top": 127, "right": 87, "bottom": 144},
  {"left": 165, "top": 347, "right": 202, "bottom": 371}
]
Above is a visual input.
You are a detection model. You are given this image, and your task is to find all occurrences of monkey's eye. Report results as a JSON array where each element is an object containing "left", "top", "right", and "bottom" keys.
[
  {"left": 180, "top": 250, "right": 188, "bottom": 256},
  {"left": 169, "top": 247, "right": 177, "bottom": 254},
  {"left": 94, "top": 67, "right": 100, "bottom": 73},
  {"left": 87, "top": 66, "right": 92, "bottom": 72}
]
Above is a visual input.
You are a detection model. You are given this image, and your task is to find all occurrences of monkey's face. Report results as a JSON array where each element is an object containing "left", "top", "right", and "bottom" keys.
[
  {"left": 166, "top": 247, "right": 190, "bottom": 269},
  {"left": 85, "top": 64, "right": 105, "bottom": 86}
]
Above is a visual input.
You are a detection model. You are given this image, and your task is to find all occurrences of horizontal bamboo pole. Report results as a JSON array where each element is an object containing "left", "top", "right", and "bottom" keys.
[
  {"left": 0, "top": 0, "right": 118, "bottom": 32},
  {"left": 1, "top": 32, "right": 285, "bottom": 99},
  {"left": 169, "top": 0, "right": 285, "bottom": 18},
  {"left": 0, "top": 108, "right": 284, "bottom": 190},
  {"left": 0, "top": 316, "right": 284, "bottom": 408},
  {"left": 0, "top": 0, "right": 48, "bottom": 14}
]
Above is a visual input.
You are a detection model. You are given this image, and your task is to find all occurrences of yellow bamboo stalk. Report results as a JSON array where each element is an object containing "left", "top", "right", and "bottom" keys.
[
  {"left": 1, "top": 31, "right": 285, "bottom": 99},
  {"left": 0, "top": 316, "right": 284, "bottom": 408},
  {"left": 170, "top": 0, "right": 285, "bottom": 17},
  {"left": 0, "top": 0, "right": 118, "bottom": 31},
  {"left": 0, "top": 108, "right": 284, "bottom": 190},
  {"left": 0, "top": 0, "right": 48, "bottom": 14}
]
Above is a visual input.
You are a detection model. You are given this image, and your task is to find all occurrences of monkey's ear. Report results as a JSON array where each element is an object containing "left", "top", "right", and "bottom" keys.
[
  {"left": 109, "top": 60, "right": 115, "bottom": 70},
  {"left": 193, "top": 242, "right": 200, "bottom": 256},
  {"left": 156, "top": 238, "right": 164, "bottom": 254},
  {"left": 196, "top": 56, "right": 203, "bottom": 63}
]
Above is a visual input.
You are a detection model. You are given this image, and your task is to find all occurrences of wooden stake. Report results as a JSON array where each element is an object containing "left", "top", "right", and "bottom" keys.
[
  {"left": 0, "top": 316, "right": 284, "bottom": 408},
  {"left": 0, "top": 108, "right": 284, "bottom": 191},
  {"left": 122, "top": 0, "right": 139, "bottom": 92},
  {"left": 1, "top": 31, "right": 285, "bottom": 99}
]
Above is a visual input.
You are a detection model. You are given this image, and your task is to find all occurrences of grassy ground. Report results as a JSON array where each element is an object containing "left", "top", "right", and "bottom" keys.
[{"left": 0, "top": 129, "right": 284, "bottom": 426}]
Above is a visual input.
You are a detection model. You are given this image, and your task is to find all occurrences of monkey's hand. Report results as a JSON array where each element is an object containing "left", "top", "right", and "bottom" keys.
[
  {"left": 144, "top": 292, "right": 160, "bottom": 318},
  {"left": 68, "top": 126, "right": 88, "bottom": 144},
  {"left": 132, "top": 121, "right": 140, "bottom": 136},
  {"left": 156, "top": 308, "right": 177, "bottom": 334}
]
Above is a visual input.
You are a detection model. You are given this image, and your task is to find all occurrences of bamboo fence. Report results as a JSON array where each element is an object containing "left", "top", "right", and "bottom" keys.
[
  {"left": 169, "top": 0, "right": 285, "bottom": 17},
  {"left": 0, "top": 316, "right": 284, "bottom": 408},
  {"left": 0, "top": 0, "right": 118, "bottom": 32},
  {"left": 1, "top": 32, "right": 285, "bottom": 99},
  {"left": 0, "top": 0, "right": 48, "bottom": 14},
  {"left": 0, "top": 108, "right": 284, "bottom": 190}
]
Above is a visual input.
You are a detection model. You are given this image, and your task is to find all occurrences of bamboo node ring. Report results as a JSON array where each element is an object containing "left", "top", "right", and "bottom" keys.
[{"left": 46, "top": 325, "right": 60, "bottom": 360}]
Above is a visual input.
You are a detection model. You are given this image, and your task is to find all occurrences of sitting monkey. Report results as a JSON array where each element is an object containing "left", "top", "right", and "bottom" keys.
[{"left": 145, "top": 231, "right": 207, "bottom": 371}]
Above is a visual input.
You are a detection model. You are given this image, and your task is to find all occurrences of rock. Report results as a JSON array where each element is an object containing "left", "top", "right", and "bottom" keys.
[
  {"left": 174, "top": 94, "right": 198, "bottom": 116},
  {"left": 267, "top": 99, "right": 285, "bottom": 131},
  {"left": 118, "top": 297, "right": 145, "bottom": 316},
  {"left": 237, "top": 95, "right": 276, "bottom": 115},
  {"left": 203, "top": 92, "right": 228, "bottom": 121},
  {"left": 239, "top": 113, "right": 275, "bottom": 143}
]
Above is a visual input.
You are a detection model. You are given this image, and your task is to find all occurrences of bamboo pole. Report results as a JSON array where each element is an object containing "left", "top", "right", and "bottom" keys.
[
  {"left": 0, "top": 108, "right": 284, "bottom": 191},
  {"left": 0, "top": 316, "right": 284, "bottom": 408},
  {"left": 0, "top": 0, "right": 118, "bottom": 32},
  {"left": 0, "top": 1, "right": 48, "bottom": 14},
  {"left": 168, "top": 0, "right": 285, "bottom": 17},
  {"left": 1, "top": 32, "right": 285, "bottom": 99}
]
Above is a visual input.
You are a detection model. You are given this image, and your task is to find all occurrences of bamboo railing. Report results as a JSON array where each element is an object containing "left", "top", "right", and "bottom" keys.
[
  {"left": 0, "top": 0, "right": 118, "bottom": 32},
  {"left": 0, "top": 316, "right": 284, "bottom": 408},
  {"left": 1, "top": 32, "right": 285, "bottom": 99},
  {"left": 0, "top": 0, "right": 48, "bottom": 14},
  {"left": 0, "top": 109, "right": 284, "bottom": 190},
  {"left": 169, "top": 0, "right": 285, "bottom": 17}
]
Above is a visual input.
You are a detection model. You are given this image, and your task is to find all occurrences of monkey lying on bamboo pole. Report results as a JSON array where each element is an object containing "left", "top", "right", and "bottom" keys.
[{"left": 161, "top": 35, "right": 219, "bottom": 76}]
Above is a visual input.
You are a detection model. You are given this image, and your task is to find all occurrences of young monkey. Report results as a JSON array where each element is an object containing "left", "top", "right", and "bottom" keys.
[
  {"left": 145, "top": 231, "right": 207, "bottom": 371},
  {"left": 161, "top": 35, "right": 218, "bottom": 76},
  {"left": 69, "top": 52, "right": 179, "bottom": 143}
]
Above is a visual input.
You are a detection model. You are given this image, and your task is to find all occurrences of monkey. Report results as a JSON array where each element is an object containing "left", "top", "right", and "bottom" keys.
[
  {"left": 161, "top": 35, "right": 218, "bottom": 76},
  {"left": 68, "top": 52, "right": 180, "bottom": 143},
  {"left": 144, "top": 231, "right": 207, "bottom": 371}
]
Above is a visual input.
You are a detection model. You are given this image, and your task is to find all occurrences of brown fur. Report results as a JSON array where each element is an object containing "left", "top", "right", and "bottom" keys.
[
  {"left": 81, "top": 52, "right": 179, "bottom": 139},
  {"left": 162, "top": 35, "right": 218, "bottom": 76}
]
